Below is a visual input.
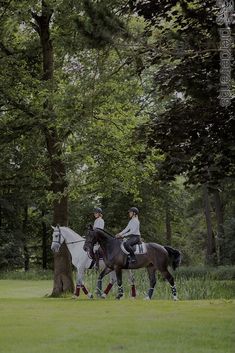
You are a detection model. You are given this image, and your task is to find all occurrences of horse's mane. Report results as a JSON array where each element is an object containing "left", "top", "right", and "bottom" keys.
[
  {"left": 95, "top": 228, "right": 115, "bottom": 238},
  {"left": 62, "top": 226, "right": 84, "bottom": 239}
]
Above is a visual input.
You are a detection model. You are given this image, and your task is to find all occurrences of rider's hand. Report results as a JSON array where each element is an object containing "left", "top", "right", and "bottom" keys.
[{"left": 116, "top": 234, "right": 122, "bottom": 239}]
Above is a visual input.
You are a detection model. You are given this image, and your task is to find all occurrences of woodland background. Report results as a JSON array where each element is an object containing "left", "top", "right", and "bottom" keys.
[{"left": 0, "top": 0, "right": 234, "bottom": 294}]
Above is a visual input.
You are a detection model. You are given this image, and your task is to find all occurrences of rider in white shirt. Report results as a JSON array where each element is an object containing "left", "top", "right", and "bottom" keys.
[
  {"left": 116, "top": 207, "right": 140, "bottom": 263},
  {"left": 93, "top": 207, "right": 104, "bottom": 269},
  {"left": 93, "top": 207, "right": 104, "bottom": 230}
]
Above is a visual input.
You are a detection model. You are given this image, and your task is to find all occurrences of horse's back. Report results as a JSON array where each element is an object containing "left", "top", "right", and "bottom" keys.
[{"left": 147, "top": 242, "right": 168, "bottom": 253}]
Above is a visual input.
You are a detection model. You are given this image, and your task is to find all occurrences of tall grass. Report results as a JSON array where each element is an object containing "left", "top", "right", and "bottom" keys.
[
  {"left": 0, "top": 266, "right": 234, "bottom": 300},
  {"left": 0, "top": 269, "right": 53, "bottom": 280},
  {"left": 175, "top": 265, "right": 235, "bottom": 280},
  {"left": 87, "top": 268, "right": 235, "bottom": 300}
]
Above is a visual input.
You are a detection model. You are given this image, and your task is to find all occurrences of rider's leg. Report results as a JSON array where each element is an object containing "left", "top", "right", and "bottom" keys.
[{"left": 125, "top": 235, "right": 140, "bottom": 263}]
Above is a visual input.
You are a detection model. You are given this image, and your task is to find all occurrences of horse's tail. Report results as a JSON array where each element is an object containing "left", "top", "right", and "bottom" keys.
[{"left": 164, "top": 246, "right": 181, "bottom": 270}]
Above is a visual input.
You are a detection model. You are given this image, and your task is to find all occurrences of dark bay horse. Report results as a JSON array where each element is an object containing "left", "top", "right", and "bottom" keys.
[{"left": 83, "top": 228, "right": 181, "bottom": 300}]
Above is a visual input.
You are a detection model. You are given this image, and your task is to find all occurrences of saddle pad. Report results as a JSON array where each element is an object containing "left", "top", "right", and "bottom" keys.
[{"left": 120, "top": 240, "right": 147, "bottom": 255}]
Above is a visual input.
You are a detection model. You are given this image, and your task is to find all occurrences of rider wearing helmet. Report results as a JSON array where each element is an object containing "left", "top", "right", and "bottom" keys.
[
  {"left": 93, "top": 207, "right": 104, "bottom": 270},
  {"left": 116, "top": 207, "right": 140, "bottom": 263},
  {"left": 93, "top": 207, "right": 104, "bottom": 230}
]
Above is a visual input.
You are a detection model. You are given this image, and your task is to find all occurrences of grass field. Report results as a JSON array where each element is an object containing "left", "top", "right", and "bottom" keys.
[{"left": 0, "top": 280, "right": 234, "bottom": 353}]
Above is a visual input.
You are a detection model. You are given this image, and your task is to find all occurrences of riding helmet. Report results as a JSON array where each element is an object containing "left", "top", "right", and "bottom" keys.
[
  {"left": 94, "top": 207, "right": 103, "bottom": 214},
  {"left": 128, "top": 207, "right": 139, "bottom": 214}
]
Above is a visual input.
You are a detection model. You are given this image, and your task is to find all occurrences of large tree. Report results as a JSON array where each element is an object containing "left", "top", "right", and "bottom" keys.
[
  {"left": 0, "top": 0, "right": 147, "bottom": 290},
  {"left": 130, "top": 0, "right": 235, "bottom": 264}
]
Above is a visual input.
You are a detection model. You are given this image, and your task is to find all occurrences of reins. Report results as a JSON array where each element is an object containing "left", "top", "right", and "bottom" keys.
[{"left": 66, "top": 239, "right": 85, "bottom": 244}]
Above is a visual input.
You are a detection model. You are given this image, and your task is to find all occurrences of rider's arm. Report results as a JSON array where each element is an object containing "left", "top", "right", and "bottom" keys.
[
  {"left": 121, "top": 219, "right": 140, "bottom": 237},
  {"left": 119, "top": 221, "right": 131, "bottom": 237}
]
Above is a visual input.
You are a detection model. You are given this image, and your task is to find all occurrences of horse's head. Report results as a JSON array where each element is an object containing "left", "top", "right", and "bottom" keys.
[
  {"left": 51, "top": 225, "right": 64, "bottom": 253},
  {"left": 83, "top": 224, "right": 97, "bottom": 257}
]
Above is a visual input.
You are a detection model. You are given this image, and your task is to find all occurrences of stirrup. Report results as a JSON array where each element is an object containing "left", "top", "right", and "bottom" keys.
[{"left": 130, "top": 257, "right": 137, "bottom": 263}]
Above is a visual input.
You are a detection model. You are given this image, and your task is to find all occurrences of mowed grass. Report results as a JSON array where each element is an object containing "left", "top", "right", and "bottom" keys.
[{"left": 0, "top": 280, "right": 234, "bottom": 353}]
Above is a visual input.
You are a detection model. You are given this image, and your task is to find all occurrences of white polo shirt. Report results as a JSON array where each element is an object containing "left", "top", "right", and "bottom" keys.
[
  {"left": 93, "top": 217, "right": 104, "bottom": 230},
  {"left": 120, "top": 217, "right": 140, "bottom": 237}
]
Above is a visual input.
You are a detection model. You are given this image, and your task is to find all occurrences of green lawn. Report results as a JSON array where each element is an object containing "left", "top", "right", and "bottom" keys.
[{"left": 0, "top": 280, "right": 234, "bottom": 353}]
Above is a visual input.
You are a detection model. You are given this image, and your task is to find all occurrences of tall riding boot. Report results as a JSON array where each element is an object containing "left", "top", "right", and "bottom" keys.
[{"left": 129, "top": 249, "right": 136, "bottom": 263}]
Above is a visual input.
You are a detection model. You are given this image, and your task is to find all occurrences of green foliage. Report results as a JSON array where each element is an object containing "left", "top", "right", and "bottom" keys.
[
  {"left": 176, "top": 266, "right": 235, "bottom": 281},
  {"left": 74, "top": 0, "right": 130, "bottom": 48},
  {"left": 0, "top": 229, "right": 23, "bottom": 270},
  {"left": 223, "top": 218, "right": 235, "bottom": 265},
  {"left": 132, "top": 0, "right": 235, "bottom": 187}
]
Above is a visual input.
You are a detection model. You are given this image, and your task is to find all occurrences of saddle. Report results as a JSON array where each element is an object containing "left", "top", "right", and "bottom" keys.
[{"left": 120, "top": 239, "right": 147, "bottom": 255}]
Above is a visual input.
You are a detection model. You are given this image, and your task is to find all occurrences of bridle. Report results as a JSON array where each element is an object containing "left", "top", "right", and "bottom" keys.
[
  {"left": 84, "top": 229, "right": 98, "bottom": 249},
  {"left": 52, "top": 226, "right": 85, "bottom": 246}
]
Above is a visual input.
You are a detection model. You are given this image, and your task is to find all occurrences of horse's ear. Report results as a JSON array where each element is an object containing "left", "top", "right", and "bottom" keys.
[
  {"left": 88, "top": 224, "right": 93, "bottom": 230},
  {"left": 51, "top": 225, "right": 55, "bottom": 230}
]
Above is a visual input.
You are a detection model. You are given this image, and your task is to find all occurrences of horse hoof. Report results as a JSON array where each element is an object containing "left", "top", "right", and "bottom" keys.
[
  {"left": 116, "top": 295, "right": 123, "bottom": 300},
  {"left": 95, "top": 290, "right": 102, "bottom": 297},
  {"left": 72, "top": 295, "right": 79, "bottom": 299},
  {"left": 101, "top": 293, "right": 107, "bottom": 299},
  {"left": 173, "top": 296, "right": 179, "bottom": 301},
  {"left": 144, "top": 296, "right": 151, "bottom": 300},
  {"left": 88, "top": 293, "right": 93, "bottom": 299}
]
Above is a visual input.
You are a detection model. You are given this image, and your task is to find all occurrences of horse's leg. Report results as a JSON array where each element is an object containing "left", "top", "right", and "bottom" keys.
[
  {"left": 74, "top": 267, "right": 82, "bottom": 297},
  {"left": 115, "top": 268, "right": 124, "bottom": 300},
  {"left": 161, "top": 269, "right": 178, "bottom": 301},
  {"left": 145, "top": 266, "right": 157, "bottom": 300},
  {"left": 128, "top": 270, "right": 136, "bottom": 298},
  {"left": 75, "top": 267, "right": 93, "bottom": 299},
  {"left": 96, "top": 267, "right": 113, "bottom": 298},
  {"left": 101, "top": 271, "right": 117, "bottom": 298}
]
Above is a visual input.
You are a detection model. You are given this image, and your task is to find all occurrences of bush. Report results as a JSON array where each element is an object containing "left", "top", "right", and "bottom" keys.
[
  {"left": 175, "top": 265, "right": 235, "bottom": 280},
  {"left": 0, "top": 269, "right": 53, "bottom": 280}
]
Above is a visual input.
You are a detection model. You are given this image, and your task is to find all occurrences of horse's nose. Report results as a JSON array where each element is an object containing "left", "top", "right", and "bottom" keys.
[
  {"left": 83, "top": 244, "right": 87, "bottom": 251},
  {"left": 51, "top": 243, "right": 59, "bottom": 253},
  {"left": 51, "top": 243, "right": 55, "bottom": 250}
]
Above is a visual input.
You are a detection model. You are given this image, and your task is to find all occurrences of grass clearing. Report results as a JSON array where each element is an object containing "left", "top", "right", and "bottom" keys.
[{"left": 0, "top": 280, "right": 234, "bottom": 353}]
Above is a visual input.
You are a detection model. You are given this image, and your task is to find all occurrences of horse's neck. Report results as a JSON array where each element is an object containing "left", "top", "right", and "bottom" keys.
[
  {"left": 62, "top": 227, "right": 83, "bottom": 242},
  {"left": 62, "top": 227, "right": 85, "bottom": 260},
  {"left": 96, "top": 229, "right": 115, "bottom": 250}
]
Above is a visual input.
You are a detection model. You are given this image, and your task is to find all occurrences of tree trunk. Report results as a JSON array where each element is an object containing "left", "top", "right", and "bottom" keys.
[
  {"left": 203, "top": 184, "right": 217, "bottom": 265},
  {"left": 213, "top": 189, "right": 224, "bottom": 264},
  {"left": 165, "top": 201, "right": 172, "bottom": 245},
  {"left": 33, "top": 1, "right": 74, "bottom": 295},
  {"left": 22, "top": 206, "right": 30, "bottom": 271},
  {"left": 0, "top": 203, "right": 2, "bottom": 228}
]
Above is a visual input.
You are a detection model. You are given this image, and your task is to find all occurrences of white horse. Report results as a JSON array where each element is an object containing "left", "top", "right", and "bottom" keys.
[{"left": 50, "top": 225, "right": 136, "bottom": 299}]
